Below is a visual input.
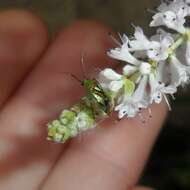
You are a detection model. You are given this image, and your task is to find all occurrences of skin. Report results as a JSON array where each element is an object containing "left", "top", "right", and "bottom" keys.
[{"left": 0, "top": 10, "right": 167, "bottom": 190}]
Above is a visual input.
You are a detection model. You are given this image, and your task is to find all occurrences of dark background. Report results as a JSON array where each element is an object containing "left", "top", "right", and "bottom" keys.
[{"left": 0, "top": 0, "right": 189, "bottom": 189}]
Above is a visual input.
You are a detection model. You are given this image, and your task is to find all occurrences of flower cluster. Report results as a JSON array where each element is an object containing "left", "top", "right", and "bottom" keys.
[
  {"left": 101, "top": 0, "right": 190, "bottom": 119},
  {"left": 47, "top": 0, "right": 190, "bottom": 143},
  {"left": 48, "top": 97, "right": 96, "bottom": 143}
]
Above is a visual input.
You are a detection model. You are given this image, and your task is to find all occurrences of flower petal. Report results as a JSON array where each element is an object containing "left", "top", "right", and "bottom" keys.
[
  {"left": 115, "top": 101, "right": 138, "bottom": 119},
  {"left": 170, "top": 55, "right": 189, "bottom": 86},
  {"left": 129, "top": 26, "right": 151, "bottom": 51},
  {"left": 158, "top": 0, "right": 189, "bottom": 17},
  {"left": 133, "top": 75, "right": 148, "bottom": 102},
  {"left": 186, "top": 41, "right": 190, "bottom": 65},
  {"left": 109, "top": 80, "right": 123, "bottom": 92},
  {"left": 100, "top": 68, "right": 122, "bottom": 80},
  {"left": 149, "top": 73, "right": 163, "bottom": 103},
  {"left": 139, "top": 62, "right": 151, "bottom": 75},
  {"left": 150, "top": 11, "right": 185, "bottom": 33},
  {"left": 162, "top": 86, "right": 177, "bottom": 94},
  {"left": 157, "top": 61, "right": 170, "bottom": 84},
  {"left": 123, "top": 65, "right": 138, "bottom": 76},
  {"left": 108, "top": 47, "right": 140, "bottom": 65}
]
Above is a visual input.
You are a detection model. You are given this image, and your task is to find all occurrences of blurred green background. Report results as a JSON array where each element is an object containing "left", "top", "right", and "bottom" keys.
[{"left": 0, "top": 0, "right": 189, "bottom": 189}]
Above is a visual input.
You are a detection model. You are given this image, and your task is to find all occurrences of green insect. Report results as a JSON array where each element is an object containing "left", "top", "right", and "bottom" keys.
[
  {"left": 69, "top": 56, "right": 114, "bottom": 116},
  {"left": 82, "top": 79, "right": 113, "bottom": 115},
  {"left": 47, "top": 57, "right": 115, "bottom": 143}
]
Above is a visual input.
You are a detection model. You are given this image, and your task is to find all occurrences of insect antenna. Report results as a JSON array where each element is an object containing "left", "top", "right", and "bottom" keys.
[
  {"left": 81, "top": 53, "right": 88, "bottom": 79},
  {"left": 61, "top": 72, "right": 83, "bottom": 84},
  {"left": 71, "top": 73, "right": 83, "bottom": 84},
  {"left": 81, "top": 53, "right": 103, "bottom": 79}
]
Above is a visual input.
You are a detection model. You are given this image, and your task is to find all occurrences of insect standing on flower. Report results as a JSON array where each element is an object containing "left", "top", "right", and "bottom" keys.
[
  {"left": 48, "top": 0, "right": 190, "bottom": 144},
  {"left": 47, "top": 56, "right": 115, "bottom": 143},
  {"left": 82, "top": 79, "right": 113, "bottom": 115},
  {"left": 70, "top": 55, "right": 115, "bottom": 116}
]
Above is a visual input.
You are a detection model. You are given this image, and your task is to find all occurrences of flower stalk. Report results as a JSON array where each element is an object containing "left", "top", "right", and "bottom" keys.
[
  {"left": 47, "top": 0, "right": 190, "bottom": 143},
  {"left": 168, "top": 35, "right": 185, "bottom": 55}
]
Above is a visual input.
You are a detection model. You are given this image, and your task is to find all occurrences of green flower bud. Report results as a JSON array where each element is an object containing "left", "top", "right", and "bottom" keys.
[
  {"left": 76, "top": 108, "right": 95, "bottom": 131},
  {"left": 59, "top": 110, "right": 76, "bottom": 125},
  {"left": 47, "top": 119, "right": 71, "bottom": 143}
]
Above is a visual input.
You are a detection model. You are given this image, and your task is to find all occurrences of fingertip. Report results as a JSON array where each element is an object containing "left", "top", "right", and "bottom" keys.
[
  {"left": 51, "top": 20, "right": 116, "bottom": 75},
  {"left": 0, "top": 9, "right": 47, "bottom": 31},
  {"left": 0, "top": 9, "right": 48, "bottom": 62},
  {"left": 0, "top": 9, "right": 48, "bottom": 106},
  {"left": 57, "top": 19, "right": 113, "bottom": 46}
]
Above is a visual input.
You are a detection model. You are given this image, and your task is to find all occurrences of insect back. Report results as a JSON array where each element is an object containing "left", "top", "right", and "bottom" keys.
[{"left": 82, "top": 79, "right": 114, "bottom": 117}]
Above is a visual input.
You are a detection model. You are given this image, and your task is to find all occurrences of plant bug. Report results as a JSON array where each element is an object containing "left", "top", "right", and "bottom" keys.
[
  {"left": 62, "top": 55, "right": 115, "bottom": 117},
  {"left": 82, "top": 79, "right": 114, "bottom": 116}
]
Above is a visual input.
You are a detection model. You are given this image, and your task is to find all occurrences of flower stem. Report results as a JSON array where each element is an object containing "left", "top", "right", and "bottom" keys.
[{"left": 168, "top": 35, "right": 185, "bottom": 55}]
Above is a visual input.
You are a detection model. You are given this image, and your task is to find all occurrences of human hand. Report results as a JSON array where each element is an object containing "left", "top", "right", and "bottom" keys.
[{"left": 0, "top": 10, "right": 167, "bottom": 190}]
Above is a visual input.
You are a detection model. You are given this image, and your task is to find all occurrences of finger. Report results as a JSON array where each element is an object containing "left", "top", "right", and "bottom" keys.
[
  {"left": 0, "top": 21, "right": 114, "bottom": 189},
  {"left": 42, "top": 95, "right": 167, "bottom": 189},
  {"left": 0, "top": 10, "right": 48, "bottom": 108}
]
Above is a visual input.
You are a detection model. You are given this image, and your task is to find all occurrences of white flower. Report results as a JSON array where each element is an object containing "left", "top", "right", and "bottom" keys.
[
  {"left": 107, "top": 34, "right": 140, "bottom": 65},
  {"left": 115, "top": 61, "right": 153, "bottom": 119},
  {"left": 169, "top": 55, "right": 190, "bottom": 87},
  {"left": 139, "top": 62, "right": 152, "bottom": 75},
  {"left": 114, "top": 26, "right": 174, "bottom": 62},
  {"left": 158, "top": 0, "right": 190, "bottom": 18},
  {"left": 176, "top": 40, "right": 190, "bottom": 66},
  {"left": 115, "top": 76, "right": 149, "bottom": 119},
  {"left": 105, "top": 0, "right": 190, "bottom": 120},
  {"left": 148, "top": 31, "right": 174, "bottom": 61},
  {"left": 158, "top": 0, "right": 189, "bottom": 18},
  {"left": 123, "top": 61, "right": 152, "bottom": 83},
  {"left": 150, "top": 10, "right": 186, "bottom": 33},
  {"left": 128, "top": 26, "right": 158, "bottom": 51},
  {"left": 97, "top": 68, "right": 124, "bottom": 93},
  {"left": 185, "top": 41, "right": 190, "bottom": 65},
  {"left": 97, "top": 68, "right": 136, "bottom": 102},
  {"left": 157, "top": 56, "right": 190, "bottom": 88},
  {"left": 149, "top": 73, "right": 177, "bottom": 109},
  {"left": 127, "top": 27, "right": 174, "bottom": 61}
]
